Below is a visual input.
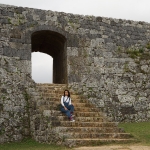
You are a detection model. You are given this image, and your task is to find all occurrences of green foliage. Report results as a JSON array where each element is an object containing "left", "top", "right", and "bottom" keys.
[
  {"left": 0, "top": 127, "right": 5, "bottom": 136},
  {"left": 117, "top": 44, "right": 150, "bottom": 61},
  {"left": 119, "top": 122, "right": 150, "bottom": 145},
  {"left": 0, "top": 104, "right": 3, "bottom": 112},
  {"left": 123, "top": 63, "right": 130, "bottom": 72},
  {"left": 0, "top": 138, "right": 69, "bottom": 150},
  {"left": 125, "top": 47, "right": 150, "bottom": 61},
  {"left": 117, "top": 46, "right": 121, "bottom": 52},
  {"left": 139, "top": 48, "right": 144, "bottom": 53},
  {"left": 2, "top": 96, "right": 6, "bottom": 100},
  {"left": 23, "top": 90, "right": 31, "bottom": 102},
  {"left": 7, "top": 18, "right": 11, "bottom": 24},
  {"left": 88, "top": 87, "right": 93, "bottom": 91},
  {"left": 126, "top": 48, "right": 143, "bottom": 59},
  {"left": 146, "top": 43, "right": 150, "bottom": 49}
]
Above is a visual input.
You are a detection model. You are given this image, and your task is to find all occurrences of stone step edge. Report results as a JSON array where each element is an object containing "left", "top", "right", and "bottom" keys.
[
  {"left": 57, "top": 116, "right": 105, "bottom": 118},
  {"left": 43, "top": 111, "right": 105, "bottom": 117},
  {"left": 36, "top": 86, "right": 67, "bottom": 88},
  {"left": 66, "top": 138, "right": 138, "bottom": 144},
  {"left": 43, "top": 110, "right": 102, "bottom": 112},
  {"left": 65, "top": 138, "right": 137, "bottom": 147},
  {"left": 52, "top": 121, "right": 118, "bottom": 124},
  {"left": 43, "top": 110, "right": 104, "bottom": 114},
  {"left": 55, "top": 126, "right": 121, "bottom": 129},
  {"left": 43, "top": 113, "right": 105, "bottom": 117},
  {"left": 55, "top": 126, "right": 125, "bottom": 132},
  {"left": 66, "top": 138, "right": 136, "bottom": 141},
  {"left": 36, "top": 83, "right": 67, "bottom": 85},
  {"left": 41, "top": 105, "right": 100, "bottom": 110},
  {"left": 62, "top": 132, "right": 132, "bottom": 135},
  {"left": 39, "top": 100, "right": 95, "bottom": 103},
  {"left": 51, "top": 122, "right": 118, "bottom": 127},
  {"left": 40, "top": 104, "right": 97, "bottom": 106}
]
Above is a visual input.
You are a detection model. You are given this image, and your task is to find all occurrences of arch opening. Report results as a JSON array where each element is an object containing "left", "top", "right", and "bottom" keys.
[
  {"left": 31, "top": 30, "right": 67, "bottom": 84},
  {"left": 32, "top": 52, "right": 53, "bottom": 83}
]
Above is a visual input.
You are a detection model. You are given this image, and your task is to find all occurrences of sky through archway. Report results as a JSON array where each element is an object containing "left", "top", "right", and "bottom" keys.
[{"left": 32, "top": 52, "right": 53, "bottom": 83}]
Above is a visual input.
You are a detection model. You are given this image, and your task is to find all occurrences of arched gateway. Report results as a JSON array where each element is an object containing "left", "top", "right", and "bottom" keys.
[
  {"left": 0, "top": 4, "right": 150, "bottom": 146},
  {"left": 31, "top": 30, "right": 67, "bottom": 84}
]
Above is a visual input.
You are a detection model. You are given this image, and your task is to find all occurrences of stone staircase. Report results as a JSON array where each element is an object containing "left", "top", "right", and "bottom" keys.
[{"left": 36, "top": 83, "right": 135, "bottom": 147}]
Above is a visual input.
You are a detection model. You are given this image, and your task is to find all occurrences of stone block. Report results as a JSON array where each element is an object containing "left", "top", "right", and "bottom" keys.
[{"left": 43, "top": 110, "right": 51, "bottom": 117}]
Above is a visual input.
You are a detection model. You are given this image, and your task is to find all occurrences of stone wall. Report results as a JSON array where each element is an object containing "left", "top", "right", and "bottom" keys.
[
  {"left": 68, "top": 43, "right": 150, "bottom": 122},
  {"left": 0, "top": 55, "right": 63, "bottom": 144},
  {"left": 0, "top": 55, "right": 32, "bottom": 143},
  {"left": 64, "top": 11, "right": 150, "bottom": 122},
  {"left": 0, "top": 4, "right": 150, "bottom": 143}
]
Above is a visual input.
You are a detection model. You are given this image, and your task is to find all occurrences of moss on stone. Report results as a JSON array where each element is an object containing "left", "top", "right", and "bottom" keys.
[
  {"left": 126, "top": 48, "right": 143, "bottom": 59},
  {"left": 0, "top": 126, "right": 5, "bottom": 135},
  {"left": 146, "top": 42, "right": 150, "bottom": 49},
  {"left": 7, "top": 18, "right": 11, "bottom": 24},
  {"left": 123, "top": 63, "right": 130, "bottom": 73},
  {"left": 116, "top": 44, "right": 150, "bottom": 61},
  {"left": 0, "top": 104, "right": 3, "bottom": 111},
  {"left": 23, "top": 90, "right": 31, "bottom": 102}
]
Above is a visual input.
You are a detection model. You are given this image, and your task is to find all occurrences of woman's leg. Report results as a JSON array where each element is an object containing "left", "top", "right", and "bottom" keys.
[
  {"left": 67, "top": 105, "right": 74, "bottom": 113},
  {"left": 67, "top": 105, "right": 75, "bottom": 121},
  {"left": 61, "top": 107, "right": 71, "bottom": 118}
]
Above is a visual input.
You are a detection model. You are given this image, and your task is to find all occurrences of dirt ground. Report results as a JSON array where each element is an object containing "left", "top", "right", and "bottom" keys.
[{"left": 74, "top": 145, "right": 150, "bottom": 150}]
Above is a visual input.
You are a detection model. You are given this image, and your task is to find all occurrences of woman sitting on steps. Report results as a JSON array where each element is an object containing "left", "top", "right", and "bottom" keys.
[{"left": 60, "top": 90, "right": 75, "bottom": 122}]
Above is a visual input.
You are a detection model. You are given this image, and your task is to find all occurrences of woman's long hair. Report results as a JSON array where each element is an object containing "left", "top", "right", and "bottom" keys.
[{"left": 64, "top": 90, "right": 70, "bottom": 97}]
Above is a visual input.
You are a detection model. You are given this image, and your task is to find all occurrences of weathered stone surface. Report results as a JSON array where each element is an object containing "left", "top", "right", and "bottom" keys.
[{"left": 0, "top": 3, "right": 150, "bottom": 145}]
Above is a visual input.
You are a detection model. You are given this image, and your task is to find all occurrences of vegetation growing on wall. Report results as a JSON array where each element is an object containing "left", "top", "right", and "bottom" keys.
[
  {"left": 117, "top": 42, "right": 150, "bottom": 61},
  {"left": 146, "top": 42, "right": 150, "bottom": 49}
]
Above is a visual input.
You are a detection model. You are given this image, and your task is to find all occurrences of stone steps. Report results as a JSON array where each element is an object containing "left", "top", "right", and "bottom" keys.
[
  {"left": 43, "top": 110, "right": 103, "bottom": 117},
  {"left": 36, "top": 84, "right": 67, "bottom": 90},
  {"left": 63, "top": 132, "right": 133, "bottom": 139},
  {"left": 40, "top": 93, "right": 80, "bottom": 99},
  {"left": 75, "top": 107, "right": 99, "bottom": 112},
  {"left": 42, "top": 97, "right": 92, "bottom": 104},
  {"left": 40, "top": 101, "right": 95, "bottom": 107},
  {"left": 37, "top": 83, "right": 66, "bottom": 87},
  {"left": 74, "top": 112, "right": 102, "bottom": 117},
  {"left": 52, "top": 121, "right": 118, "bottom": 127},
  {"left": 38, "top": 104, "right": 96, "bottom": 111},
  {"left": 36, "top": 83, "right": 135, "bottom": 147},
  {"left": 37, "top": 89, "right": 76, "bottom": 93},
  {"left": 55, "top": 126, "right": 123, "bottom": 133},
  {"left": 57, "top": 116, "right": 106, "bottom": 122},
  {"left": 65, "top": 138, "right": 135, "bottom": 147},
  {"left": 37, "top": 103, "right": 96, "bottom": 111}
]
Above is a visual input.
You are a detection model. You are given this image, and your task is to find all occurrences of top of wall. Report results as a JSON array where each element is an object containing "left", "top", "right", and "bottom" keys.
[
  {"left": 0, "top": 3, "right": 150, "bottom": 27},
  {"left": 0, "top": 3, "right": 150, "bottom": 60}
]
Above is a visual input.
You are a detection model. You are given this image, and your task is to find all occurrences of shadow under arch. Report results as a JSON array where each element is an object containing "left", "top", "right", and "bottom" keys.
[{"left": 31, "top": 30, "right": 67, "bottom": 84}]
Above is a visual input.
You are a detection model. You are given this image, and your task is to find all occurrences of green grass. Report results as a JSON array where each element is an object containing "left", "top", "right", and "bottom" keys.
[
  {"left": 0, "top": 139, "right": 70, "bottom": 150},
  {"left": 119, "top": 121, "right": 150, "bottom": 145}
]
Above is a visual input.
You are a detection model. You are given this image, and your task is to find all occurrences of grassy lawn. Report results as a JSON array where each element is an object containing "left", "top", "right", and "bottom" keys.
[
  {"left": 119, "top": 121, "right": 150, "bottom": 145},
  {"left": 0, "top": 139, "right": 70, "bottom": 150}
]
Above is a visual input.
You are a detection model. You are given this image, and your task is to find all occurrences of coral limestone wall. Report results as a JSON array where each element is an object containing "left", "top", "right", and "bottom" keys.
[
  {"left": 0, "top": 4, "right": 150, "bottom": 143},
  {"left": 0, "top": 55, "right": 32, "bottom": 143}
]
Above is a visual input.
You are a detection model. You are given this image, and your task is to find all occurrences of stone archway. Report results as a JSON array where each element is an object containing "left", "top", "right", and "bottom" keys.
[{"left": 31, "top": 30, "right": 67, "bottom": 84}]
